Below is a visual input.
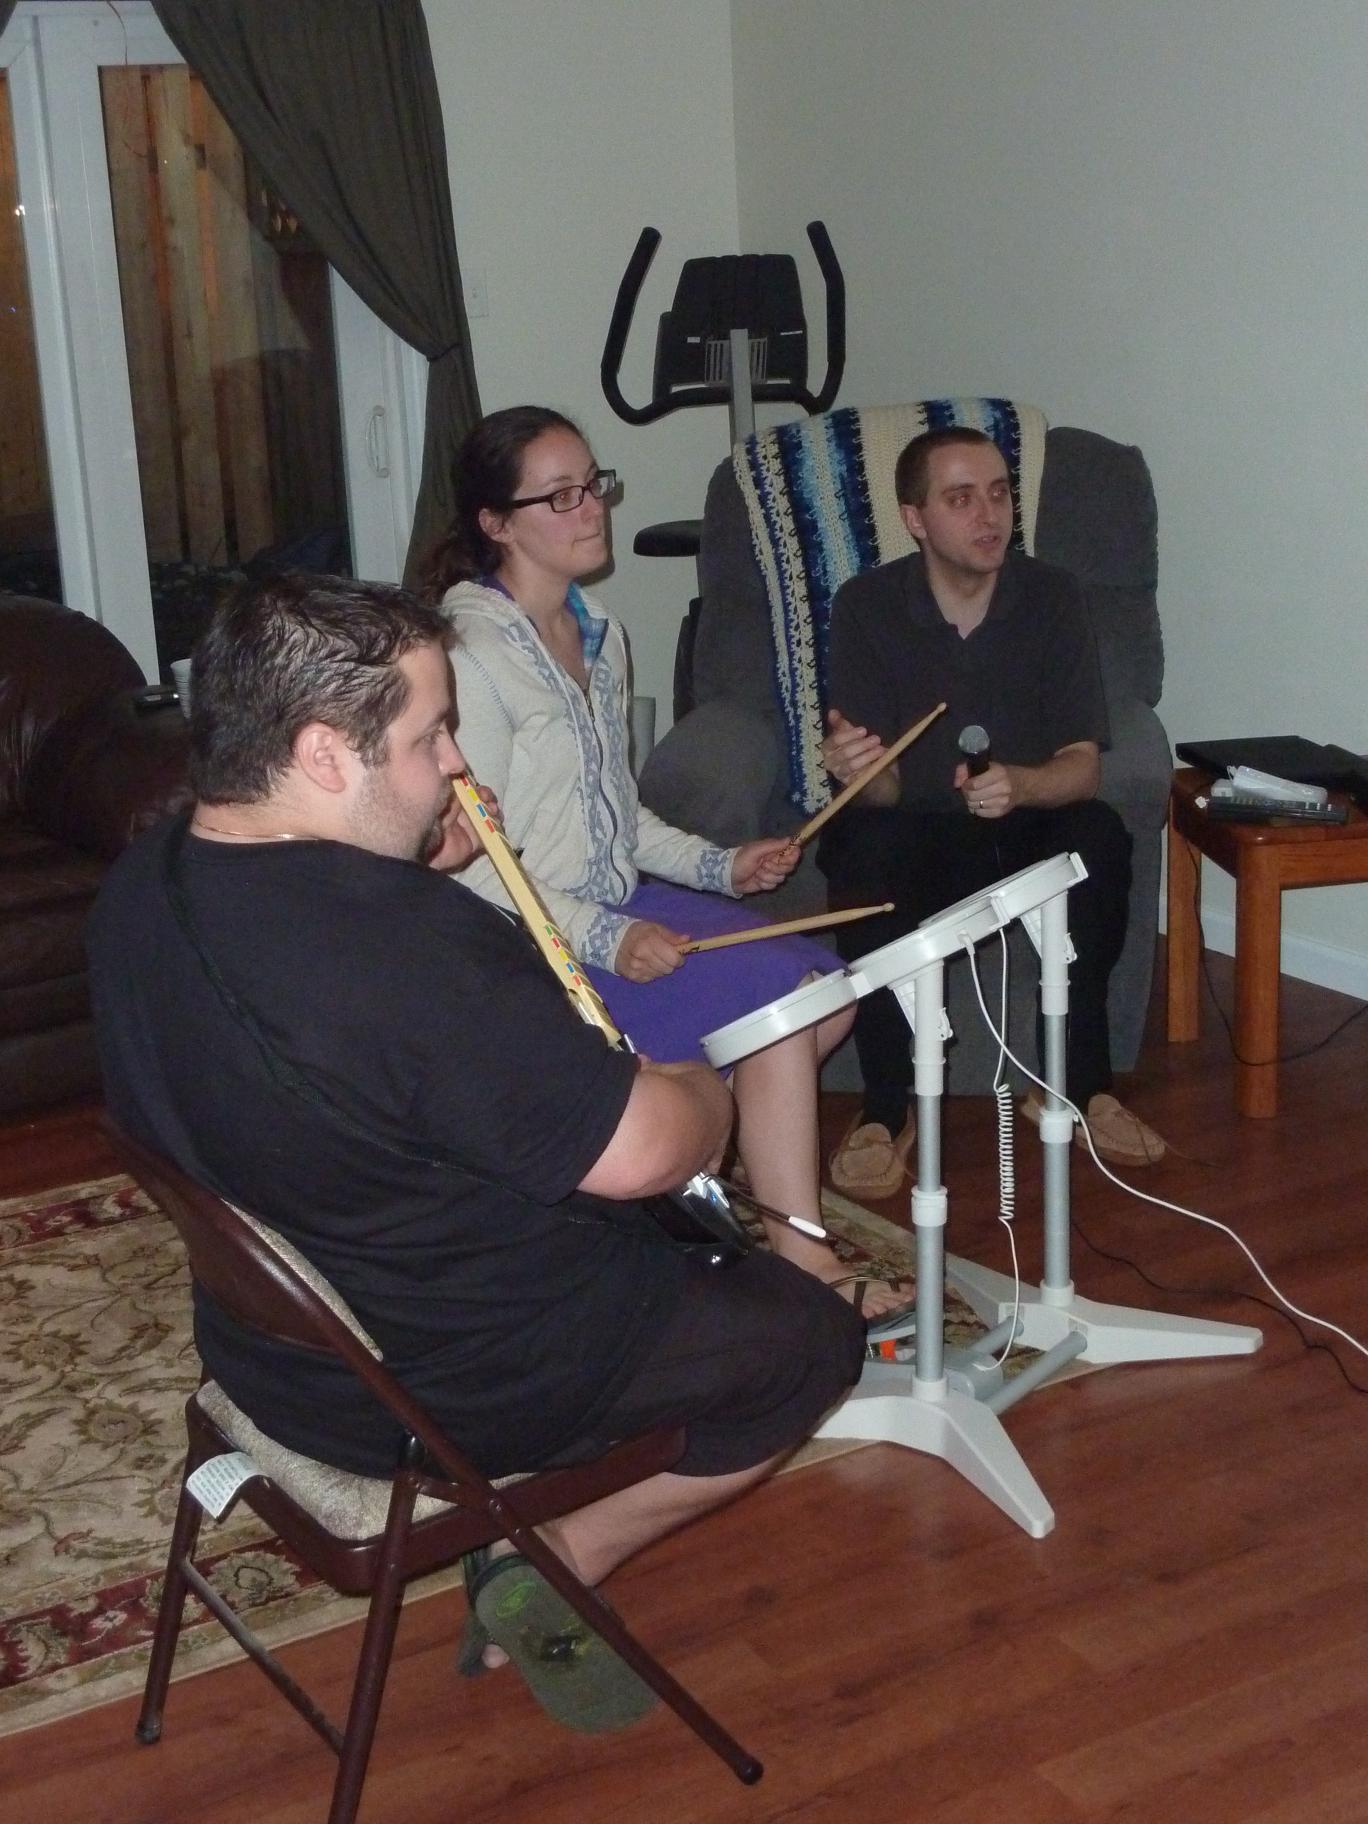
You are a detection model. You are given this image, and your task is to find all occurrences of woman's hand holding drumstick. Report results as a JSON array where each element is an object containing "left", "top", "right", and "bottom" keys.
[
  {"left": 730, "top": 833, "right": 804, "bottom": 894},
  {"left": 795, "top": 700, "right": 948, "bottom": 846},
  {"left": 680, "top": 902, "right": 893, "bottom": 955}
]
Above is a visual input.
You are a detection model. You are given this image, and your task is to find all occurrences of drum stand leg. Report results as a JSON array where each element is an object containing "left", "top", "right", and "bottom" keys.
[
  {"left": 946, "top": 891, "right": 1263, "bottom": 1365},
  {"left": 817, "top": 890, "right": 1261, "bottom": 1541},
  {"left": 816, "top": 959, "right": 1060, "bottom": 1539}
]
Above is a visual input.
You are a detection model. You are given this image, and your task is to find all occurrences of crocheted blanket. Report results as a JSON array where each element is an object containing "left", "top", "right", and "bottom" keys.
[{"left": 734, "top": 399, "right": 1048, "bottom": 812}]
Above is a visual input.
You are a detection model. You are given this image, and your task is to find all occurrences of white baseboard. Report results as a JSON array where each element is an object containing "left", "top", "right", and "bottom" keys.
[{"left": 1200, "top": 911, "right": 1368, "bottom": 1002}]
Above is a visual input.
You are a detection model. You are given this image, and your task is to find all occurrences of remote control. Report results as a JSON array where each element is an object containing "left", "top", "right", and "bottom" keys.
[
  {"left": 1200, "top": 797, "right": 1349, "bottom": 825},
  {"left": 1210, "top": 780, "right": 1325, "bottom": 811}
]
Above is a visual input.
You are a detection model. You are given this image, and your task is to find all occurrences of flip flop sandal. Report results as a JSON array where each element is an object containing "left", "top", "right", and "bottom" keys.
[
  {"left": 829, "top": 1115, "right": 916, "bottom": 1200},
  {"left": 466, "top": 1549, "right": 659, "bottom": 1733},
  {"left": 833, "top": 1273, "right": 918, "bottom": 1328}
]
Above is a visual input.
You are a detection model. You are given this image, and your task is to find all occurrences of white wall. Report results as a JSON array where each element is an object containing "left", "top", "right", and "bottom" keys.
[
  {"left": 731, "top": 0, "right": 1368, "bottom": 988},
  {"left": 422, "top": 0, "right": 741, "bottom": 727}
]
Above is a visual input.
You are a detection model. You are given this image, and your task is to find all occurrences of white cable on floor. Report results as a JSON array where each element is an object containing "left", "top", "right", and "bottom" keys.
[
  {"left": 962, "top": 939, "right": 1368, "bottom": 1367},
  {"left": 989, "top": 931, "right": 1022, "bottom": 1366}
]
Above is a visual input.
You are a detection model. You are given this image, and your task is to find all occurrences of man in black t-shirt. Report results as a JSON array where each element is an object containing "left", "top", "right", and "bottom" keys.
[
  {"left": 818, "top": 428, "right": 1165, "bottom": 1192},
  {"left": 89, "top": 572, "right": 861, "bottom": 1711}
]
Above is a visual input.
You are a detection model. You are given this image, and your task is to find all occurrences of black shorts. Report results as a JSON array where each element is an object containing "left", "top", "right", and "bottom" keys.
[{"left": 550, "top": 1249, "right": 865, "bottom": 1477}]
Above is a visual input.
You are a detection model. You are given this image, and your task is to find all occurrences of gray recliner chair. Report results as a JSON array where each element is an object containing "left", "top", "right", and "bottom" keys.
[{"left": 639, "top": 422, "right": 1171, "bottom": 1092}]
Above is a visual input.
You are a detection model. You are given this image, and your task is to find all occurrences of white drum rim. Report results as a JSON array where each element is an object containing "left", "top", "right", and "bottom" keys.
[
  {"left": 846, "top": 852, "right": 1087, "bottom": 992},
  {"left": 845, "top": 923, "right": 951, "bottom": 994},
  {"left": 981, "top": 850, "right": 1086, "bottom": 924},
  {"left": 703, "top": 969, "right": 857, "bottom": 1068}
]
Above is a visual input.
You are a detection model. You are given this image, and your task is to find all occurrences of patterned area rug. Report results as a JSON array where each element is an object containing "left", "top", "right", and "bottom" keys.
[{"left": 0, "top": 1175, "right": 986, "bottom": 1738}]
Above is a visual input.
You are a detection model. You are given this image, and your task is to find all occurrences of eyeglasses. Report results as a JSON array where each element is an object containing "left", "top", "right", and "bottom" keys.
[{"left": 507, "top": 469, "right": 617, "bottom": 514}]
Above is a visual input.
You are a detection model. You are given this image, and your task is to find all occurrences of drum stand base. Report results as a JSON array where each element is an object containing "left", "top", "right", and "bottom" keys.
[
  {"left": 820, "top": 1259, "right": 1262, "bottom": 1539},
  {"left": 815, "top": 1331, "right": 1078, "bottom": 1538}
]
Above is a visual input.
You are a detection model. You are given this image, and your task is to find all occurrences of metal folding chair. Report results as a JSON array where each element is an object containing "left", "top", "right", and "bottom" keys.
[{"left": 106, "top": 1121, "right": 762, "bottom": 1823}]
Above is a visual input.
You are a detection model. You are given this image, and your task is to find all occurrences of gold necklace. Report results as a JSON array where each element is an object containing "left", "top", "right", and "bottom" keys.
[{"left": 191, "top": 819, "right": 307, "bottom": 842}]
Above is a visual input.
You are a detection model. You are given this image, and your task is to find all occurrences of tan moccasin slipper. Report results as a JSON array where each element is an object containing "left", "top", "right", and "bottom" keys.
[
  {"left": 1020, "top": 1088, "right": 1166, "bottom": 1166},
  {"left": 829, "top": 1114, "right": 916, "bottom": 1199},
  {"left": 1080, "top": 1093, "right": 1167, "bottom": 1166}
]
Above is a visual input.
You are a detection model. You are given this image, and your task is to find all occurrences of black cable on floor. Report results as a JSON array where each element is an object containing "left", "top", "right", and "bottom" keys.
[{"left": 1069, "top": 1207, "right": 1368, "bottom": 1396}]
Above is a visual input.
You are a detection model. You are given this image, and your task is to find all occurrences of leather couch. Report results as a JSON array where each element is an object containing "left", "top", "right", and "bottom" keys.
[
  {"left": 0, "top": 596, "right": 192, "bottom": 1116},
  {"left": 639, "top": 424, "right": 1172, "bottom": 1093}
]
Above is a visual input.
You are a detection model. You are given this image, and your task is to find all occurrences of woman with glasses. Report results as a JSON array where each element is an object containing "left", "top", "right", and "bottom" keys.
[{"left": 421, "top": 405, "right": 910, "bottom": 1320}]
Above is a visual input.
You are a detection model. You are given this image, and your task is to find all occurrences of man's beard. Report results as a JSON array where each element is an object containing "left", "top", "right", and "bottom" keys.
[{"left": 353, "top": 770, "right": 447, "bottom": 863}]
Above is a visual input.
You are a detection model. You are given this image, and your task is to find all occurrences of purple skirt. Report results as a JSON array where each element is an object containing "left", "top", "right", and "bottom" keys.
[{"left": 585, "top": 881, "right": 839, "bottom": 1064}]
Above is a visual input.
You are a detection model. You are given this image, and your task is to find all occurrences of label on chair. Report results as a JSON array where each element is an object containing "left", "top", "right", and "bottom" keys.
[{"left": 187, "top": 1450, "right": 260, "bottom": 1519}]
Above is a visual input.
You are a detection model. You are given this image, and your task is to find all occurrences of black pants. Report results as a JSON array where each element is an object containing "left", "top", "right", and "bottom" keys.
[
  {"left": 543, "top": 1250, "right": 866, "bottom": 1477},
  {"left": 818, "top": 801, "right": 1132, "bottom": 1115}
]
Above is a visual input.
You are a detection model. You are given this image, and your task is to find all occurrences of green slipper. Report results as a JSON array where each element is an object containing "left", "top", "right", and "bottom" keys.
[
  {"left": 467, "top": 1550, "right": 659, "bottom": 1734},
  {"left": 456, "top": 1608, "right": 492, "bottom": 1678}
]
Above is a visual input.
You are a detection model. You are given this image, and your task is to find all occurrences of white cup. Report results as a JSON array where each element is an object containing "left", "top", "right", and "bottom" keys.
[{"left": 170, "top": 657, "right": 193, "bottom": 718}]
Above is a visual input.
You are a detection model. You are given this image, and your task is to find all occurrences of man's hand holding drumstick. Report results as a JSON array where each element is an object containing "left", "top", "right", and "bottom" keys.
[
  {"left": 795, "top": 700, "right": 948, "bottom": 846},
  {"left": 821, "top": 709, "right": 903, "bottom": 808}
]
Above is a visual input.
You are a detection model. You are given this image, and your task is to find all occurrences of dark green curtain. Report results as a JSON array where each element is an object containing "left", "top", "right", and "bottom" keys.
[{"left": 150, "top": 0, "right": 480, "bottom": 584}]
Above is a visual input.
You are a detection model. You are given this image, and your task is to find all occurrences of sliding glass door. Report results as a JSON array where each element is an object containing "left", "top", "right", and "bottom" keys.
[{"left": 0, "top": 2, "right": 426, "bottom": 679}]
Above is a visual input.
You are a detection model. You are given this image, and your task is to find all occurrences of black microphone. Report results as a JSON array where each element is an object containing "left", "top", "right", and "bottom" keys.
[{"left": 958, "top": 724, "right": 992, "bottom": 777}]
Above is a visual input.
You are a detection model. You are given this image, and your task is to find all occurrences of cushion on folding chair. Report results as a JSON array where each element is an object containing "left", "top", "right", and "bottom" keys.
[{"left": 195, "top": 1379, "right": 461, "bottom": 1538}]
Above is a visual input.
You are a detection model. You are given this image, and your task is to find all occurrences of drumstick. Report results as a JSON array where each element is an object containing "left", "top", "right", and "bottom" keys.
[
  {"left": 794, "top": 701, "right": 948, "bottom": 847},
  {"left": 680, "top": 903, "right": 893, "bottom": 955}
]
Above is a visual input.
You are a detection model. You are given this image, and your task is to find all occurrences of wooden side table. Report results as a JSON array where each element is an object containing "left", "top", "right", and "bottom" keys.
[{"left": 1166, "top": 767, "right": 1368, "bottom": 1116}]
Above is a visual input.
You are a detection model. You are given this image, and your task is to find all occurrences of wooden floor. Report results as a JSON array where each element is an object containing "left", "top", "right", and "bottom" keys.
[{"left": 5, "top": 951, "right": 1368, "bottom": 1823}]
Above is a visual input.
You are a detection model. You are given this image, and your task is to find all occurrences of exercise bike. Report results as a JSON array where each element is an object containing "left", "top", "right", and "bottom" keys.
[{"left": 600, "top": 222, "right": 848, "bottom": 718}]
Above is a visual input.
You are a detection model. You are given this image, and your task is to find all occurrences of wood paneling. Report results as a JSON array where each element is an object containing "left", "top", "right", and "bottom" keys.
[
  {"left": 145, "top": 65, "right": 226, "bottom": 565},
  {"left": 198, "top": 87, "right": 273, "bottom": 565},
  {"left": 102, "top": 67, "right": 181, "bottom": 562}
]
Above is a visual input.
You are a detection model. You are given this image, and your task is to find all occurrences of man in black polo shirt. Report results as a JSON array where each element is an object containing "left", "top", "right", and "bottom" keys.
[{"left": 818, "top": 427, "right": 1164, "bottom": 1191}]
